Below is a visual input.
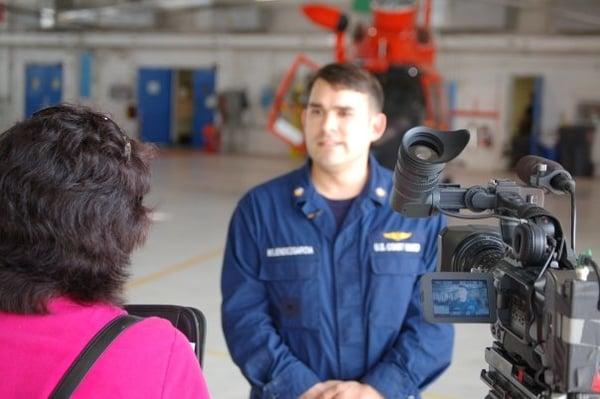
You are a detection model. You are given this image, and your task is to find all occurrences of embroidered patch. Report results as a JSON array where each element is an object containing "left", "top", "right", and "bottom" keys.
[
  {"left": 266, "top": 246, "right": 315, "bottom": 257},
  {"left": 383, "top": 231, "right": 413, "bottom": 241}
]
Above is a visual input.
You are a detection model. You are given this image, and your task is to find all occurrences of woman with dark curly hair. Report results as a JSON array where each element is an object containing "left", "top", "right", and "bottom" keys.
[{"left": 0, "top": 105, "right": 211, "bottom": 398}]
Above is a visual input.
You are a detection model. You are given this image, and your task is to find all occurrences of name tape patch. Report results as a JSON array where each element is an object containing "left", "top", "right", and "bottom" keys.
[
  {"left": 373, "top": 242, "right": 421, "bottom": 253},
  {"left": 266, "top": 246, "right": 315, "bottom": 257}
]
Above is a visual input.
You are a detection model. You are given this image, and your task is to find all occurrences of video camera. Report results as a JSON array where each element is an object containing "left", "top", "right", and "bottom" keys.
[{"left": 391, "top": 127, "right": 600, "bottom": 398}]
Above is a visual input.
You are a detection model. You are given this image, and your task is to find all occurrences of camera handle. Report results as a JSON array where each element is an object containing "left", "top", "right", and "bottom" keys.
[
  {"left": 495, "top": 190, "right": 563, "bottom": 268},
  {"left": 436, "top": 182, "right": 566, "bottom": 268}
]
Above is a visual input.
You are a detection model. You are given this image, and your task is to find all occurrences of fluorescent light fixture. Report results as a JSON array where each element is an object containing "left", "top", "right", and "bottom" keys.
[
  {"left": 153, "top": 0, "right": 212, "bottom": 9},
  {"left": 40, "top": 7, "right": 56, "bottom": 29},
  {"left": 57, "top": 9, "right": 96, "bottom": 24}
]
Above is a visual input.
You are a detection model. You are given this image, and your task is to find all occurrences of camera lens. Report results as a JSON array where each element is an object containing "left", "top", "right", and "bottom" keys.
[
  {"left": 409, "top": 142, "right": 440, "bottom": 161},
  {"left": 451, "top": 232, "right": 505, "bottom": 272},
  {"left": 439, "top": 226, "right": 506, "bottom": 273}
]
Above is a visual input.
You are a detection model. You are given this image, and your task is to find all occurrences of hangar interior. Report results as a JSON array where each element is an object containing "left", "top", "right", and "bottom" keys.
[{"left": 1, "top": 1, "right": 600, "bottom": 398}]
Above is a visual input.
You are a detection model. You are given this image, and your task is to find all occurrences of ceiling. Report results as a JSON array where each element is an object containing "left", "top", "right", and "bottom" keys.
[{"left": 2, "top": 0, "right": 600, "bottom": 34}]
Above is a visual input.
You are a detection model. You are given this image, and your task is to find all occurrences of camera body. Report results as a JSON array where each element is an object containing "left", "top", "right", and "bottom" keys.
[
  {"left": 425, "top": 246, "right": 600, "bottom": 397},
  {"left": 394, "top": 127, "right": 600, "bottom": 398},
  {"left": 484, "top": 262, "right": 600, "bottom": 396}
]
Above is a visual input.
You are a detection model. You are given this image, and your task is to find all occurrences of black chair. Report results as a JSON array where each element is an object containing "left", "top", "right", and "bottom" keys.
[{"left": 124, "top": 304, "right": 206, "bottom": 367}]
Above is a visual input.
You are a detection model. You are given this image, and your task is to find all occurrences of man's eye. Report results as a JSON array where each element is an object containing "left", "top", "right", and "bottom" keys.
[
  {"left": 310, "top": 109, "right": 322, "bottom": 116},
  {"left": 338, "top": 110, "right": 352, "bottom": 117}
]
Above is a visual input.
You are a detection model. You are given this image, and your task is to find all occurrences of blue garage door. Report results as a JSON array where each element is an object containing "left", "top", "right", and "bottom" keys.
[
  {"left": 529, "top": 76, "right": 545, "bottom": 156},
  {"left": 138, "top": 68, "right": 173, "bottom": 145},
  {"left": 192, "top": 68, "right": 217, "bottom": 148},
  {"left": 25, "top": 63, "right": 63, "bottom": 117}
]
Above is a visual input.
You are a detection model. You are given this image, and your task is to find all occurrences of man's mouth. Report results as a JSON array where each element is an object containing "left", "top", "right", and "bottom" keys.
[{"left": 318, "top": 140, "right": 342, "bottom": 148}]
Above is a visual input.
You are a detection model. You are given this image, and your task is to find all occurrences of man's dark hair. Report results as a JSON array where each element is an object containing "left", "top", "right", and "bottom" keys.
[
  {"left": 0, "top": 104, "right": 155, "bottom": 314},
  {"left": 307, "top": 63, "right": 384, "bottom": 112}
]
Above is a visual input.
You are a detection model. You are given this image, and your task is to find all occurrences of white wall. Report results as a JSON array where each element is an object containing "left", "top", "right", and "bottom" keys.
[
  {"left": 0, "top": 48, "right": 10, "bottom": 128},
  {"left": 1, "top": 46, "right": 78, "bottom": 130},
  {"left": 92, "top": 49, "right": 137, "bottom": 136},
  {"left": 432, "top": 0, "right": 507, "bottom": 31},
  {"left": 437, "top": 48, "right": 600, "bottom": 170},
  {"left": 1, "top": 32, "right": 599, "bottom": 170},
  {"left": 106, "top": 43, "right": 331, "bottom": 153},
  {"left": 0, "top": 32, "right": 333, "bottom": 154},
  {"left": 439, "top": 56, "right": 506, "bottom": 170}
]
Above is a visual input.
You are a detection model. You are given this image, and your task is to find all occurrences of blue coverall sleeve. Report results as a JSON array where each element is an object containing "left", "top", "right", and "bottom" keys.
[
  {"left": 361, "top": 215, "right": 454, "bottom": 399},
  {"left": 221, "top": 198, "right": 320, "bottom": 399}
]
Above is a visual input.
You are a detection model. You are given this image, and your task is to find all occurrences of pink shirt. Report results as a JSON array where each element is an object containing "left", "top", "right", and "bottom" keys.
[{"left": 0, "top": 297, "right": 211, "bottom": 398}]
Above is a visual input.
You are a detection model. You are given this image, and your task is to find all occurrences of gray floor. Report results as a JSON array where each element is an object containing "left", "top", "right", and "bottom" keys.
[{"left": 124, "top": 152, "right": 600, "bottom": 399}]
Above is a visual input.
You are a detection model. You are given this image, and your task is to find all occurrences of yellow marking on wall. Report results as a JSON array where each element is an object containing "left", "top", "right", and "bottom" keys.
[{"left": 127, "top": 248, "right": 223, "bottom": 288}]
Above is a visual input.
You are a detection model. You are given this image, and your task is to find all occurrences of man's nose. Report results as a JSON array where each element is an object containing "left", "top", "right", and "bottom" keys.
[{"left": 322, "top": 111, "right": 338, "bottom": 133}]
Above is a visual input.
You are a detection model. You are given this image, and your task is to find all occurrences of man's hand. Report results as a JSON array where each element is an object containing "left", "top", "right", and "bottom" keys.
[
  {"left": 314, "top": 381, "right": 384, "bottom": 399},
  {"left": 299, "top": 380, "right": 344, "bottom": 399}
]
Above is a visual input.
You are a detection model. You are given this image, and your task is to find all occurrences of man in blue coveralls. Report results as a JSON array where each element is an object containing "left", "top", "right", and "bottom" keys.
[
  {"left": 221, "top": 63, "right": 454, "bottom": 399},
  {"left": 449, "top": 286, "right": 480, "bottom": 316}
]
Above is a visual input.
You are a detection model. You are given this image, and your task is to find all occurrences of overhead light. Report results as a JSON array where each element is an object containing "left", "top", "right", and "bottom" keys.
[
  {"left": 40, "top": 7, "right": 56, "bottom": 29},
  {"left": 153, "top": 0, "right": 212, "bottom": 10},
  {"left": 57, "top": 9, "right": 96, "bottom": 24}
]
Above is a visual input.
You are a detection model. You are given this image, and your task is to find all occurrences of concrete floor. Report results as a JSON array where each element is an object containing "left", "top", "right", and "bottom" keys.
[{"left": 124, "top": 151, "right": 600, "bottom": 399}]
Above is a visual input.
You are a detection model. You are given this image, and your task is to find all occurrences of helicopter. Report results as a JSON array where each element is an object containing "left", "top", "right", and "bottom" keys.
[{"left": 268, "top": 0, "right": 448, "bottom": 170}]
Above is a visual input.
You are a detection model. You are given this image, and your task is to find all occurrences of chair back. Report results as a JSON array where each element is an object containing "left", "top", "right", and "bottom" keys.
[{"left": 124, "top": 304, "right": 206, "bottom": 367}]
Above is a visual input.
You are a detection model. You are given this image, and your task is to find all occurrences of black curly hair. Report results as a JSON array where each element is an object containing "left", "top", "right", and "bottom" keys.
[{"left": 0, "top": 104, "right": 156, "bottom": 313}]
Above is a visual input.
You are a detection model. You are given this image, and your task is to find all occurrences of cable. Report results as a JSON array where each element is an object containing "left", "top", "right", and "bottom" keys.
[
  {"left": 581, "top": 256, "right": 600, "bottom": 311},
  {"left": 535, "top": 246, "right": 556, "bottom": 282},
  {"left": 534, "top": 367, "right": 551, "bottom": 394},
  {"left": 590, "top": 258, "right": 600, "bottom": 311},
  {"left": 528, "top": 245, "right": 557, "bottom": 337},
  {"left": 556, "top": 235, "right": 566, "bottom": 266},
  {"left": 570, "top": 190, "right": 576, "bottom": 253}
]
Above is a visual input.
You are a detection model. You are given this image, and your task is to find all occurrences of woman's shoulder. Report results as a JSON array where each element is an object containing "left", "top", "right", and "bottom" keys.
[
  {"left": 115, "top": 316, "right": 209, "bottom": 397},
  {"left": 73, "top": 312, "right": 210, "bottom": 398},
  {"left": 121, "top": 315, "right": 183, "bottom": 347},
  {"left": 119, "top": 314, "right": 201, "bottom": 368}
]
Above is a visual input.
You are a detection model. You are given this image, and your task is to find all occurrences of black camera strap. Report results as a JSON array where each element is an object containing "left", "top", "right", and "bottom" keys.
[{"left": 49, "top": 314, "right": 142, "bottom": 399}]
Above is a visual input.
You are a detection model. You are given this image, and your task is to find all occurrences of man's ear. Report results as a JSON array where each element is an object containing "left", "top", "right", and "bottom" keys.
[{"left": 370, "top": 112, "right": 387, "bottom": 142}]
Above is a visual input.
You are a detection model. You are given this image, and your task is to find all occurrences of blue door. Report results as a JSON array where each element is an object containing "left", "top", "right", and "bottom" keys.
[
  {"left": 138, "top": 68, "right": 172, "bottom": 145},
  {"left": 25, "top": 63, "right": 63, "bottom": 117},
  {"left": 529, "top": 76, "right": 544, "bottom": 157},
  {"left": 192, "top": 68, "right": 217, "bottom": 148}
]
